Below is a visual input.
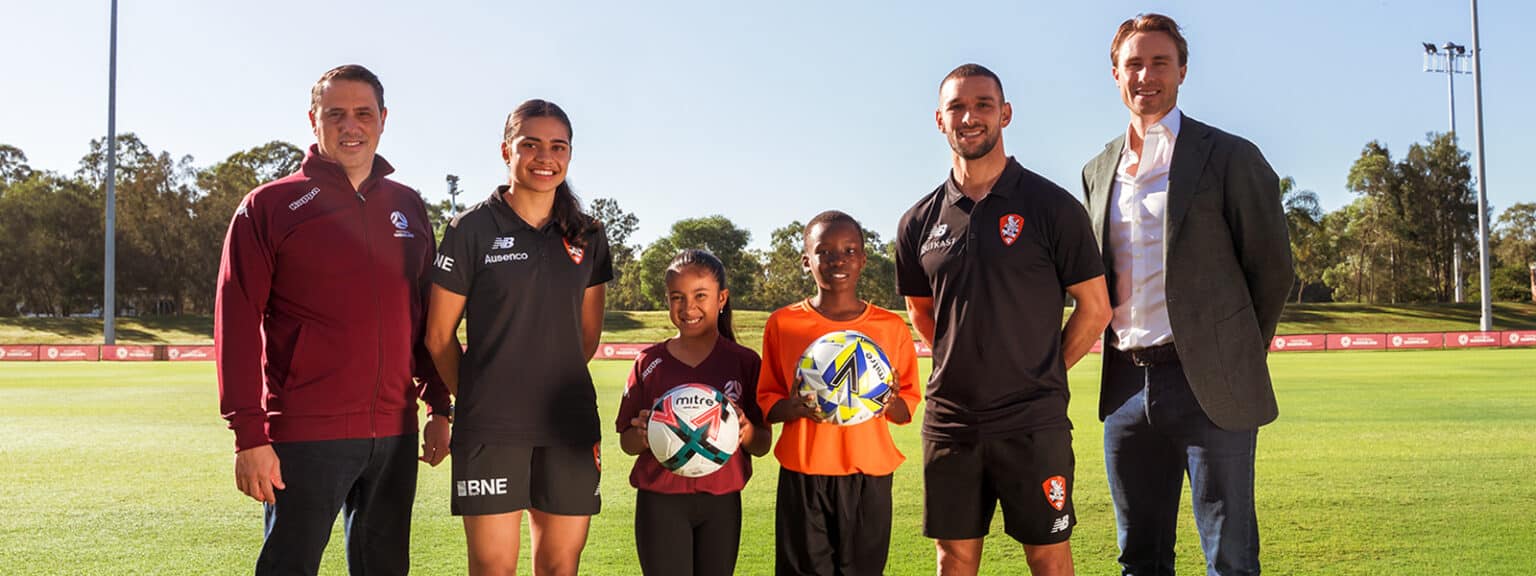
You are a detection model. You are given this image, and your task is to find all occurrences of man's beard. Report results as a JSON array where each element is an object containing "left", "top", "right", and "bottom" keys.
[{"left": 949, "top": 130, "right": 999, "bottom": 160}]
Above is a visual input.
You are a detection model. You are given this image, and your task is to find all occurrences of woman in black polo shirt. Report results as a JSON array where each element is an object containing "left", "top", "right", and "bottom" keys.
[{"left": 424, "top": 99, "right": 612, "bottom": 575}]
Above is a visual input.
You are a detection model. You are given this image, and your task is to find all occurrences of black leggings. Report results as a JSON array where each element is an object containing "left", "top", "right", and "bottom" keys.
[{"left": 635, "top": 490, "right": 742, "bottom": 576}]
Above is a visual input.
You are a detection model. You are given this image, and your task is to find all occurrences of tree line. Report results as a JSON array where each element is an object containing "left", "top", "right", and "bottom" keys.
[
  {"left": 1285, "top": 132, "right": 1534, "bottom": 304},
  {"left": 0, "top": 133, "right": 1531, "bottom": 317}
]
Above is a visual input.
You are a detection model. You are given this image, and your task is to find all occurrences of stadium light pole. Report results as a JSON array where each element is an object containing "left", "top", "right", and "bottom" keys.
[
  {"left": 1421, "top": 41, "right": 1469, "bottom": 303},
  {"left": 103, "top": 0, "right": 118, "bottom": 344},
  {"left": 1469, "top": 0, "right": 1493, "bottom": 331}
]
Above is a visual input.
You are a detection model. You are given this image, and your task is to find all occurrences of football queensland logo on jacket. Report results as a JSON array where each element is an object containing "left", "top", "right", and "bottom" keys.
[
  {"left": 999, "top": 213, "right": 1024, "bottom": 246},
  {"left": 390, "top": 211, "right": 415, "bottom": 238}
]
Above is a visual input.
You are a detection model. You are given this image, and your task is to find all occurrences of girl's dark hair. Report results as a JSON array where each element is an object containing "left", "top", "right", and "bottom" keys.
[
  {"left": 665, "top": 249, "right": 736, "bottom": 342},
  {"left": 504, "top": 98, "right": 599, "bottom": 247}
]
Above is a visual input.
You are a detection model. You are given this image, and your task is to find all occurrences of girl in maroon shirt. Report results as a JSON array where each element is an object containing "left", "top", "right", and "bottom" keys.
[{"left": 617, "top": 249, "right": 773, "bottom": 575}]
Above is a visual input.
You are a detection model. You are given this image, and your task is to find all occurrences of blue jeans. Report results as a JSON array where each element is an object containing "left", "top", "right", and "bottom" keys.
[
  {"left": 256, "top": 434, "right": 418, "bottom": 576},
  {"left": 1103, "top": 350, "right": 1260, "bottom": 576}
]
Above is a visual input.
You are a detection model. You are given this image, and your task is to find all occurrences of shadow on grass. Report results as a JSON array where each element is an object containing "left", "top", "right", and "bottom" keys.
[
  {"left": 5, "top": 304, "right": 1534, "bottom": 344},
  {"left": 0, "top": 315, "right": 215, "bottom": 343},
  {"left": 602, "top": 311, "right": 645, "bottom": 331}
]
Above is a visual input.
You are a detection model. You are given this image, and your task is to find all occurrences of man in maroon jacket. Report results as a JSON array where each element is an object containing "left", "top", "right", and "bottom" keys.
[{"left": 215, "top": 64, "right": 451, "bottom": 576}]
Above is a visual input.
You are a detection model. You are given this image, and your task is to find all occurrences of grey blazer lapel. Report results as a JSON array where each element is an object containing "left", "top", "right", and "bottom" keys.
[
  {"left": 1086, "top": 136, "right": 1124, "bottom": 306},
  {"left": 1165, "top": 115, "right": 1214, "bottom": 258},
  {"left": 1088, "top": 136, "right": 1124, "bottom": 247}
]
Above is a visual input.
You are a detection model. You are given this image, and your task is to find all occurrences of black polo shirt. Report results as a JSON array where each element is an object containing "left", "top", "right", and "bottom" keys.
[
  {"left": 895, "top": 157, "right": 1104, "bottom": 441},
  {"left": 432, "top": 188, "right": 613, "bottom": 446}
]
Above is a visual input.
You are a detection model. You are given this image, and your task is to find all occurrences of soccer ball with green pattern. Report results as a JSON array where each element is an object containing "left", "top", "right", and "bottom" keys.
[{"left": 647, "top": 384, "right": 741, "bottom": 478}]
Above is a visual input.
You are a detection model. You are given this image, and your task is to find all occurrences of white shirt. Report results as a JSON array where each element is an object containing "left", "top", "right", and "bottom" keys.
[{"left": 1108, "top": 108, "right": 1181, "bottom": 351}]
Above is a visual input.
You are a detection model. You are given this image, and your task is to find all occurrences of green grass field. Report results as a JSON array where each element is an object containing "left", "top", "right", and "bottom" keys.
[
  {"left": 2, "top": 349, "right": 1533, "bottom": 575},
  {"left": 4, "top": 302, "right": 1535, "bottom": 346}
]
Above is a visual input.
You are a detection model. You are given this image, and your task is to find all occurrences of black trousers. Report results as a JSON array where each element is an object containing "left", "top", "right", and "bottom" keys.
[
  {"left": 255, "top": 434, "right": 418, "bottom": 576},
  {"left": 774, "top": 469, "right": 893, "bottom": 576},
  {"left": 634, "top": 490, "right": 742, "bottom": 575}
]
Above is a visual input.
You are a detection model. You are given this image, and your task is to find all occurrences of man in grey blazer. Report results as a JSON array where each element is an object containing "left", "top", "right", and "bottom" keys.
[{"left": 1081, "top": 14, "right": 1293, "bottom": 576}]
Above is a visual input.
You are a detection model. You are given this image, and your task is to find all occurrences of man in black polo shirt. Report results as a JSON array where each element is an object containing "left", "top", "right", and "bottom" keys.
[{"left": 896, "top": 63, "right": 1112, "bottom": 576}]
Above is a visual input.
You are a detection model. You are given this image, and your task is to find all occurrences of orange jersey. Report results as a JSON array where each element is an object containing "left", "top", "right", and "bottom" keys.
[{"left": 757, "top": 300, "right": 922, "bottom": 476}]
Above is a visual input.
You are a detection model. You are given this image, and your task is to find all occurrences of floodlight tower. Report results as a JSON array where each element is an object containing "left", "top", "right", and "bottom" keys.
[
  {"left": 446, "top": 174, "right": 462, "bottom": 215},
  {"left": 1421, "top": 41, "right": 1470, "bottom": 303},
  {"left": 1469, "top": 0, "right": 1493, "bottom": 332},
  {"left": 104, "top": 0, "right": 119, "bottom": 344}
]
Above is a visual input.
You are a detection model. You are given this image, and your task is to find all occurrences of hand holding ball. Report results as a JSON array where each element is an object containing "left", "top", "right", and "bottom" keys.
[{"left": 647, "top": 384, "right": 741, "bottom": 478}]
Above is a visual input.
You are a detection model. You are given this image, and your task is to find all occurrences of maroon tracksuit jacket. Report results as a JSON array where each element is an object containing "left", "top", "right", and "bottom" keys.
[{"left": 216, "top": 145, "right": 450, "bottom": 452}]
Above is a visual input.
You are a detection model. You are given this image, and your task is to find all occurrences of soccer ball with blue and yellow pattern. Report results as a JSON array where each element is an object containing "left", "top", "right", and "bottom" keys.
[{"left": 795, "top": 330, "right": 896, "bottom": 426}]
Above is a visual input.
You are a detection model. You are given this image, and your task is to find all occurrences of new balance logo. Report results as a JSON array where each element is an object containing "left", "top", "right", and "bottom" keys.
[
  {"left": 490, "top": 236, "right": 516, "bottom": 250},
  {"left": 456, "top": 478, "right": 508, "bottom": 497},
  {"left": 1051, "top": 515, "right": 1071, "bottom": 534}
]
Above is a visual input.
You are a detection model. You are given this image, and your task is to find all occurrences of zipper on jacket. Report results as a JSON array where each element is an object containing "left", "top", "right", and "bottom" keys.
[{"left": 358, "top": 184, "right": 384, "bottom": 438}]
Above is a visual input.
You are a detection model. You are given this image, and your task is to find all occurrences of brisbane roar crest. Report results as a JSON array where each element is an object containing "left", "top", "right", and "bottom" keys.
[
  {"left": 1042, "top": 475, "right": 1067, "bottom": 511},
  {"left": 999, "top": 213, "right": 1024, "bottom": 246}
]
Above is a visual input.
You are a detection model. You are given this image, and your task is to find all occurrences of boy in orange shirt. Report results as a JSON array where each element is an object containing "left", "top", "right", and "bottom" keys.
[{"left": 758, "top": 210, "right": 922, "bottom": 576}]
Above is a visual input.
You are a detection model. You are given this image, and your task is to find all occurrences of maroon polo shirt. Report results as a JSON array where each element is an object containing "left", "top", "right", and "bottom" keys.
[{"left": 617, "top": 336, "right": 766, "bottom": 495}]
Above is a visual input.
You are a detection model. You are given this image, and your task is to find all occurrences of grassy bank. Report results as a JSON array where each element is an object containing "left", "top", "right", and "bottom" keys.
[{"left": 3, "top": 302, "right": 1534, "bottom": 345}]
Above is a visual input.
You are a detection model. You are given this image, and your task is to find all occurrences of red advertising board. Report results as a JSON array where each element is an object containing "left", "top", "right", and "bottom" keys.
[
  {"left": 1503, "top": 331, "right": 1536, "bottom": 348},
  {"left": 103, "top": 345, "right": 158, "bottom": 361},
  {"left": 1271, "top": 334, "right": 1326, "bottom": 352},
  {"left": 1443, "top": 331, "right": 1501, "bottom": 349},
  {"left": 594, "top": 343, "right": 649, "bottom": 361},
  {"left": 39, "top": 345, "right": 101, "bottom": 362},
  {"left": 1326, "top": 334, "right": 1386, "bottom": 351},
  {"left": 915, "top": 340, "right": 933, "bottom": 358},
  {"left": 165, "top": 345, "right": 215, "bottom": 361},
  {"left": 1386, "top": 333, "right": 1443, "bottom": 350},
  {"left": 0, "top": 345, "right": 40, "bottom": 361}
]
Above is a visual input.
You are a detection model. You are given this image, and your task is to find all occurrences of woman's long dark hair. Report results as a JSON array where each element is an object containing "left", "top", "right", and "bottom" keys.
[
  {"left": 504, "top": 99, "right": 599, "bottom": 248},
  {"left": 666, "top": 249, "right": 736, "bottom": 342}
]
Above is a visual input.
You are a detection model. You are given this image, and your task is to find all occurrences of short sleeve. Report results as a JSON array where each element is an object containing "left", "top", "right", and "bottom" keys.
[
  {"left": 431, "top": 217, "right": 475, "bottom": 295},
  {"left": 755, "top": 314, "right": 791, "bottom": 418},
  {"left": 588, "top": 227, "right": 614, "bottom": 287},
  {"left": 615, "top": 352, "right": 651, "bottom": 433},
  {"left": 1049, "top": 193, "right": 1106, "bottom": 289},
  {"left": 894, "top": 204, "right": 932, "bottom": 298}
]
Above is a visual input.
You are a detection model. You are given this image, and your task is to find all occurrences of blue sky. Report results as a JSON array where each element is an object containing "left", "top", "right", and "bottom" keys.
[{"left": 1, "top": 0, "right": 1529, "bottom": 249}]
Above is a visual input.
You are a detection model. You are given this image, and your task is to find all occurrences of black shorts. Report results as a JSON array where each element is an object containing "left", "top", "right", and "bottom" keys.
[
  {"left": 635, "top": 490, "right": 741, "bottom": 576},
  {"left": 450, "top": 442, "right": 602, "bottom": 516},
  {"left": 922, "top": 429, "right": 1075, "bottom": 545},
  {"left": 775, "top": 470, "right": 893, "bottom": 576}
]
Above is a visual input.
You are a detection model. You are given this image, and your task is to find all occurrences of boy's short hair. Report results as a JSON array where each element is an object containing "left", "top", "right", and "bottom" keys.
[{"left": 803, "top": 210, "right": 865, "bottom": 249}]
